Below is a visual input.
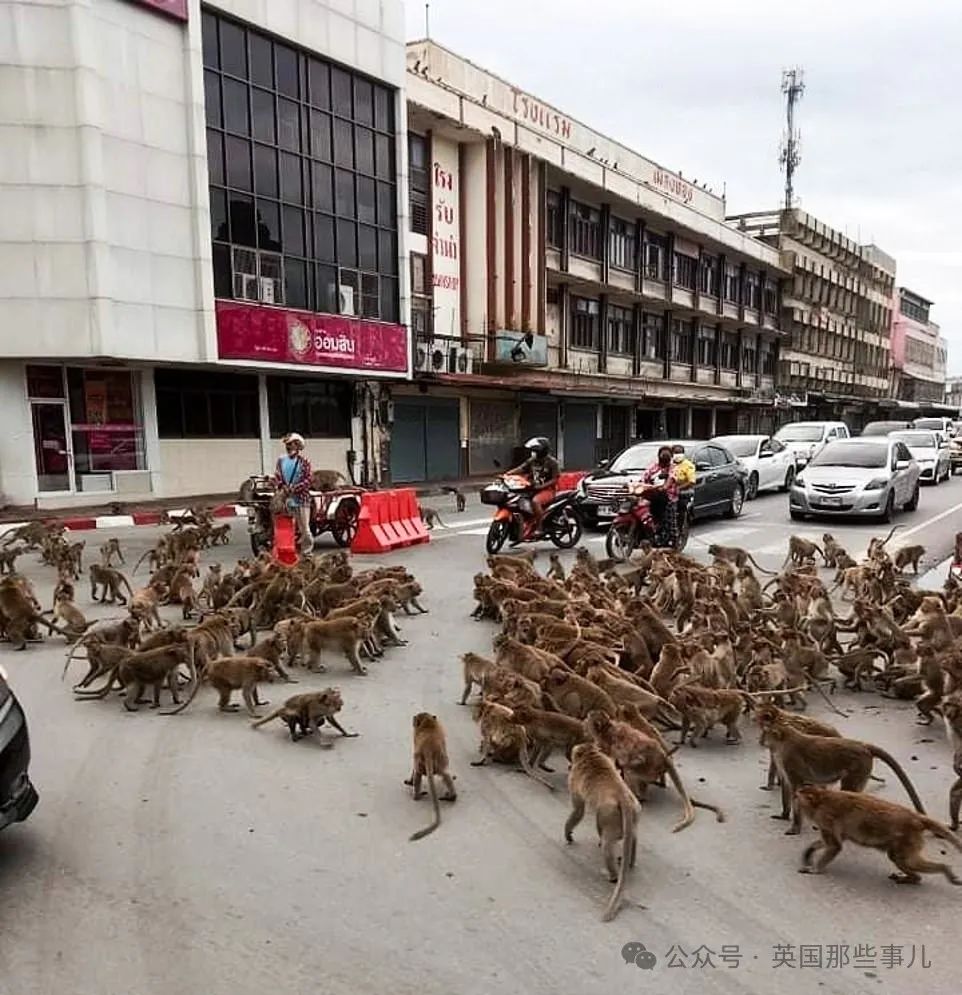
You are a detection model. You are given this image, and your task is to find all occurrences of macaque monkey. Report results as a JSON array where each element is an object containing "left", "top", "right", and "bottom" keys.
[
  {"left": 252, "top": 688, "right": 357, "bottom": 744},
  {"left": 405, "top": 712, "right": 457, "bottom": 841},
  {"left": 543, "top": 667, "right": 617, "bottom": 719},
  {"left": 89, "top": 564, "right": 134, "bottom": 605},
  {"left": 51, "top": 594, "right": 89, "bottom": 643},
  {"left": 0, "top": 545, "right": 25, "bottom": 575},
  {"left": 459, "top": 651, "right": 499, "bottom": 705},
  {"left": 783, "top": 535, "right": 825, "bottom": 568},
  {"left": 99, "top": 537, "right": 125, "bottom": 567},
  {"left": 707, "top": 544, "right": 775, "bottom": 575},
  {"left": 418, "top": 505, "right": 447, "bottom": 530},
  {"left": 295, "top": 618, "right": 368, "bottom": 675},
  {"left": 311, "top": 469, "right": 347, "bottom": 491},
  {"left": 0, "top": 575, "right": 65, "bottom": 649},
  {"left": 820, "top": 534, "right": 847, "bottom": 569},
  {"left": 207, "top": 523, "right": 231, "bottom": 546},
  {"left": 442, "top": 485, "right": 466, "bottom": 512},
  {"left": 942, "top": 694, "right": 962, "bottom": 829},
  {"left": 564, "top": 743, "right": 640, "bottom": 922},
  {"left": 669, "top": 685, "right": 744, "bottom": 747},
  {"left": 165, "top": 655, "right": 274, "bottom": 717},
  {"left": 547, "top": 553, "right": 566, "bottom": 582},
  {"left": 795, "top": 786, "right": 962, "bottom": 886},
  {"left": 894, "top": 544, "right": 925, "bottom": 576}
]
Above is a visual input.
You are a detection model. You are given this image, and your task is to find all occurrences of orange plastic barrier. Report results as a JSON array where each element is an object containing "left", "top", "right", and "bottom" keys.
[
  {"left": 272, "top": 514, "right": 299, "bottom": 565},
  {"left": 351, "top": 487, "right": 430, "bottom": 554},
  {"left": 557, "top": 471, "right": 586, "bottom": 491}
]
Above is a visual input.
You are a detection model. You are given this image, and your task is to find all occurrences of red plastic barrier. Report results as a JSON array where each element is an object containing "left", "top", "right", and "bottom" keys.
[
  {"left": 272, "top": 514, "right": 299, "bottom": 565},
  {"left": 351, "top": 488, "right": 430, "bottom": 554},
  {"left": 557, "top": 471, "right": 586, "bottom": 491}
]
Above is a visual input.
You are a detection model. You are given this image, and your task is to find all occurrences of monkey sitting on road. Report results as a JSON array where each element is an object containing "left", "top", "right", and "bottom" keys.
[
  {"left": 820, "top": 534, "right": 847, "bottom": 569},
  {"left": 442, "top": 486, "right": 467, "bottom": 512},
  {"left": 252, "top": 688, "right": 358, "bottom": 744},
  {"left": 795, "top": 786, "right": 962, "bottom": 886},
  {"left": 405, "top": 712, "right": 457, "bottom": 841}
]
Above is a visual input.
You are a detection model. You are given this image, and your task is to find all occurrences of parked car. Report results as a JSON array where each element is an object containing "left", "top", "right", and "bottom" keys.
[
  {"left": 773, "top": 421, "right": 849, "bottom": 467},
  {"left": 890, "top": 430, "right": 951, "bottom": 484},
  {"left": 577, "top": 439, "right": 748, "bottom": 528},
  {"left": 860, "top": 420, "right": 913, "bottom": 437},
  {"left": 711, "top": 434, "right": 797, "bottom": 499},
  {"left": 789, "top": 437, "right": 920, "bottom": 523},
  {"left": 949, "top": 434, "right": 962, "bottom": 475},
  {"left": 0, "top": 665, "right": 38, "bottom": 832},
  {"left": 913, "top": 416, "right": 957, "bottom": 436}
]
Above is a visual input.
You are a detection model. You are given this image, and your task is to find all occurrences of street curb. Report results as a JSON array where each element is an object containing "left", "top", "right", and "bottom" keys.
[
  {"left": 917, "top": 555, "right": 954, "bottom": 591},
  {"left": 0, "top": 504, "right": 247, "bottom": 535}
]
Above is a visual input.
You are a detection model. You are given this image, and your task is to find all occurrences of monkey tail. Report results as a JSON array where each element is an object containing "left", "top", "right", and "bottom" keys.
[
  {"left": 690, "top": 797, "right": 726, "bottom": 822},
  {"left": 878, "top": 525, "right": 900, "bottom": 549},
  {"left": 601, "top": 793, "right": 637, "bottom": 922},
  {"left": 747, "top": 554, "right": 777, "bottom": 576},
  {"left": 518, "top": 740, "right": 555, "bottom": 791},
  {"left": 119, "top": 572, "right": 134, "bottom": 597},
  {"left": 813, "top": 544, "right": 826, "bottom": 561},
  {"left": 131, "top": 549, "right": 150, "bottom": 574},
  {"left": 870, "top": 745, "right": 926, "bottom": 814},
  {"left": 251, "top": 706, "right": 286, "bottom": 729},
  {"left": 161, "top": 643, "right": 201, "bottom": 716},
  {"left": 922, "top": 818, "right": 962, "bottom": 851},
  {"left": 663, "top": 757, "right": 695, "bottom": 833},
  {"left": 409, "top": 771, "right": 442, "bottom": 841}
]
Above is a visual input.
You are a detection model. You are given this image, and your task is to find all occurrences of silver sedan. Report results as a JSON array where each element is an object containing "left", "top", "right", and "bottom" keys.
[{"left": 789, "top": 437, "right": 921, "bottom": 523}]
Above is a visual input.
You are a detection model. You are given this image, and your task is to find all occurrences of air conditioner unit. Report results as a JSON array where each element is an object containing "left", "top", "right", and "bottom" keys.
[
  {"left": 236, "top": 273, "right": 259, "bottom": 302},
  {"left": 415, "top": 341, "right": 434, "bottom": 373},
  {"left": 448, "top": 345, "right": 474, "bottom": 375},
  {"left": 259, "top": 277, "right": 276, "bottom": 305},
  {"left": 339, "top": 284, "right": 356, "bottom": 316}
]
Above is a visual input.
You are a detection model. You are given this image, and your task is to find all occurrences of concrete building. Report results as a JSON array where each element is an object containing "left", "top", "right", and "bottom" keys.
[
  {"left": 0, "top": 0, "right": 408, "bottom": 507},
  {"left": 946, "top": 377, "right": 962, "bottom": 414},
  {"left": 728, "top": 209, "right": 896, "bottom": 432},
  {"left": 395, "top": 39, "right": 786, "bottom": 481},
  {"left": 889, "top": 288, "right": 947, "bottom": 406}
]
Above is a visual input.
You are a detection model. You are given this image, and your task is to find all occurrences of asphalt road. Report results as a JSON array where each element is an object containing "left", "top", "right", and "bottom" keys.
[{"left": 2, "top": 480, "right": 962, "bottom": 995}]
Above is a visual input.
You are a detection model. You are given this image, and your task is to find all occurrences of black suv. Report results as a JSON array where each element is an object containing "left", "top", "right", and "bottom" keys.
[{"left": 0, "top": 667, "right": 38, "bottom": 831}]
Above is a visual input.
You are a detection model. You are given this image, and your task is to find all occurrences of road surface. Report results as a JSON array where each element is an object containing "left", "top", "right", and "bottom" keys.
[{"left": 2, "top": 480, "right": 962, "bottom": 995}]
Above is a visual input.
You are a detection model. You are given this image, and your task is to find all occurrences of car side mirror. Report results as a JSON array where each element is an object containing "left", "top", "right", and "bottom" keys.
[
  {"left": 598, "top": 458, "right": 610, "bottom": 469},
  {"left": 896, "top": 459, "right": 910, "bottom": 470},
  {"left": 759, "top": 451, "right": 773, "bottom": 459},
  {"left": 695, "top": 461, "right": 711, "bottom": 472}
]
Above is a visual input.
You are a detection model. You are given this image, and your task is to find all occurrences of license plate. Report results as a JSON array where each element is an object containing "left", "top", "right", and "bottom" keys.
[{"left": 821, "top": 496, "right": 843, "bottom": 507}]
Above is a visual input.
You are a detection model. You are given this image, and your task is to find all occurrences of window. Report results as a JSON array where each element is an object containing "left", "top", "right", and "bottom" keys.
[
  {"left": 699, "top": 254, "right": 719, "bottom": 296},
  {"left": 202, "top": 11, "right": 398, "bottom": 321},
  {"left": 606, "top": 304, "right": 632, "bottom": 354},
  {"left": 156, "top": 369, "right": 259, "bottom": 438},
  {"left": 569, "top": 201, "right": 601, "bottom": 259},
  {"left": 900, "top": 295, "right": 930, "bottom": 323},
  {"left": 643, "top": 232, "right": 669, "bottom": 280},
  {"left": 763, "top": 279, "right": 778, "bottom": 314},
  {"left": 721, "top": 332, "right": 738, "bottom": 369},
  {"left": 670, "top": 318, "right": 693, "bottom": 363},
  {"left": 266, "top": 377, "right": 352, "bottom": 438},
  {"left": 698, "top": 325, "right": 717, "bottom": 366},
  {"left": 760, "top": 342, "right": 776, "bottom": 376},
  {"left": 641, "top": 312, "right": 665, "bottom": 359},
  {"left": 409, "top": 133, "right": 428, "bottom": 235},
  {"left": 546, "top": 190, "right": 563, "bottom": 249},
  {"left": 608, "top": 218, "right": 635, "bottom": 271},
  {"left": 673, "top": 252, "right": 697, "bottom": 290},
  {"left": 571, "top": 296, "right": 600, "bottom": 349},
  {"left": 723, "top": 263, "right": 740, "bottom": 303},
  {"left": 744, "top": 270, "right": 761, "bottom": 309},
  {"left": 410, "top": 252, "right": 432, "bottom": 337},
  {"left": 742, "top": 336, "right": 757, "bottom": 373}
]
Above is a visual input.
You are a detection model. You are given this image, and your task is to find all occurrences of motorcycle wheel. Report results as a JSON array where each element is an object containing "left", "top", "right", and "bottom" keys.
[
  {"left": 250, "top": 532, "right": 270, "bottom": 556},
  {"left": 547, "top": 507, "right": 583, "bottom": 549},
  {"left": 486, "top": 519, "right": 509, "bottom": 554},
  {"left": 675, "top": 512, "right": 691, "bottom": 552},
  {"left": 330, "top": 499, "right": 359, "bottom": 548},
  {"left": 605, "top": 523, "right": 634, "bottom": 562}
]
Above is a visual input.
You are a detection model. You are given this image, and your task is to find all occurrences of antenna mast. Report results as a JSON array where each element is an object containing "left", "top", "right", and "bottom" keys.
[
  {"left": 425, "top": 3, "right": 430, "bottom": 38},
  {"left": 779, "top": 67, "right": 805, "bottom": 211}
]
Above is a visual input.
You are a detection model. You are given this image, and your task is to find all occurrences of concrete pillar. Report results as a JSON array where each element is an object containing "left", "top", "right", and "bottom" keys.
[
  {"left": 685, "top": 406, "right": 694, "bottom": 436},
  {"left": 140, "top": 367, "right": 162, "bottom": 493},
  {"left": 710, "top": 407, "right": 717, "bottom": 436},
  {"left": 257, "top": 374, "right": 271, "bottom": 475}
]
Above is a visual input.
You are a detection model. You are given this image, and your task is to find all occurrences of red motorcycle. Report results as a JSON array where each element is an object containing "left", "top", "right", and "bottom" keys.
[
  {"left": 604, "top": 486, "right": 691, "bottom": 561},
  {"left": 481, "top": 474, "right": 584, "bottom": 554}
]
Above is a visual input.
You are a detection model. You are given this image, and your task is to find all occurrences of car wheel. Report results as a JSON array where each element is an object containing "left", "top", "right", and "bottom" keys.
[
  {"left": 746, "top": 472, "right": 759, "bottom": 500},
  {"left": 725, "top": 484, "right": 744, "bottom": 519},
  {"left": 789, "top": 510, "right": 805, "bottom": 521},
  {"left": 880, "top": 491, "right": 895, "bottom": 524},
  {"left": 780, "top": 466, "right": 795, "bottom": 492},
  {"left": 905, "top": 483, "right": 920, "bottom": 512},
  {"left": 933, "top": 470, "right": 941, "bottom": 486}
]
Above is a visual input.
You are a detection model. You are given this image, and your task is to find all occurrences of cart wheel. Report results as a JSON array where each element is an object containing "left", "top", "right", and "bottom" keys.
[{"left": 331, "top": 499, "right": 359, "bottom": 548}]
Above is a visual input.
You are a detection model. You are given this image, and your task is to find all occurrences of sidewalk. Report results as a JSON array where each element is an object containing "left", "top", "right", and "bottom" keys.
[{"left": 916, "top": 555, "right": 953, "bottom": 591}]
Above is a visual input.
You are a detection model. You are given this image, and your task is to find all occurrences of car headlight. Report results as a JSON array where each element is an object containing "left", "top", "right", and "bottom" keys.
[
  {"left": 793, "top": 475, "right": 806, "bottom": 487},
  {"left": 864, "top": 477, "right": 889, "bottom": 490}
]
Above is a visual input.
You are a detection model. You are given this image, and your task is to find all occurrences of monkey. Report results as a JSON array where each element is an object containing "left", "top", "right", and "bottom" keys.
[
  {"left": 441, "top": 485, "right": 467, "bottom": 512},
  {"left": 820, "top": 534, "right": 847, "bottom": 569},
  {"left": 894, "top": 544, "right": 925, "bottom": 575},
  {"left": 795, "top": 786, "right": 962, "bottom": 886},
  {"left": 669, "top": 685, "right": 744, "bottom": 747},
  {"left": 832, "top": 646, "right": 889, "bottom": 692},
  {"left": 52, "top": 569, "right": 75, "bottom": 606},
  {"left": 494, "top": 633, "right": 566, "bottom": 683},
  {"left": 508, "top": 704, "right": 588, "bottom": 774},
  {"left": 311, "top": 468, "right": 348, "bottom": 491},
  {"left": 543, "top": 667, "right": 616, "bottom": 719},
  {"left": 50, "top": 594, "right": 90, "bottom": 643},
  {"left": 405, "top": 712, "right": 457, "bottom": 841},
  {"left": 61, "top": 616, "right": 141, "bottom": 683},
  {"left": 248, "top": 633, "right": 294, "bottom": 683},
  {"left": 293, "top": 617, "right": 369, "bottom": 675},
  {"left": 585, "top": 665, "right": 675, "bottom": 723},
  {"left": 649, "top": 642, "right": 690, "bottom": 698},
  {"left": 0, "top": 575, "right": 67, "bottom": 649},
  {"left": 706, "top": 544, "right": 776, "bottom": 575},
  {"left": 0, "top": 545, "right": 25, "bottom": 575},
  {"left": 132, "top": 539, "right": 168, "bottom": 575},
  {"left": 164, "top": 655, "right": 274, "bottom": 717},
  {"left": 395, "top": 580, "right": 429, "bottom": 615},
  {"left": 867, "top": 525, "right": 900, "bottom": 560},
  {"left": 942, "top": 694, "right": 962, "bottom": 829},
  {"left": 165, "top": 566, "right": 200, "bottom": 619},
  {"left": 252, "top": 688, "right": 357, "bottom": 744},
  {"left": 783, "top": 535, "right": 825, "bottom": 569},
  {"left": 758, "top": 714, "right": 926, "bottom": 835},
  {"left": 207, "top": 523, "right": 231, "bottom": 546},
  {"left": 459, "top": 651, "right": 499, "bottom": 705},
  {"left": 471, "top": 699, "right": 528, "bottom": 767},
  {"left": 914, "top": 644, "right": 946, "bottom": 725},
  {"left": 418, "top": 505, "right": 447, "bottom": 530},
  {"left": 544, "top": 553, "right": 566, "bottom": 582},
  {"left": 564, "top": 742, "right": 640, "bottom": 922},
  {"left": 99, "top": 537, "right": 125, "bottom": 567},
  {"left": 753, "top": 702, "right": 841, "bottom": 791},
  {"left": 832, "top": 550, "right": 858, "bottom": 579},
  {"left": 89, "top": 563, "right": 133, "bottom": 605}
]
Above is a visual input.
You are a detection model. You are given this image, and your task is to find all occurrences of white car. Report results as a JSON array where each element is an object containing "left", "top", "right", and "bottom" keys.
[
  {"left": 711, "top": 434, "right": 797, "bottom": 500},
  {"left": 890, "top": 429, "right": 951, "bottom": 484}
]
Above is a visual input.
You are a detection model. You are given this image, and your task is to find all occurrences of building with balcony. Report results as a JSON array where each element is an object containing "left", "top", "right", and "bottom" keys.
[
  {"left": 727, "top": 209, "right": 897, "bottom": 432},
  {"left": 889, "top": 288, "right": 948, "bottom": 408},
  {"left": 0, "top": 0, "right": 407, "bottom": 507},
  {"left": 394, "top": 39, "right": 786, "bottom": 482}
]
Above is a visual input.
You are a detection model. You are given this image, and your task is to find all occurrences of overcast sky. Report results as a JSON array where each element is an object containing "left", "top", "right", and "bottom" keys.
[{"left": 407, "top": 0, "right": 962, "bottom": 373}]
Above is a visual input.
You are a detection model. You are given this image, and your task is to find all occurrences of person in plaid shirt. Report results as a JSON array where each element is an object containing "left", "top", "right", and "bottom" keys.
[
  {"left": 274, "top": 433, "right": 314, "bottom": 555},
  {"left": 631, "top": 445, "right": 680, "bottom": 546}
]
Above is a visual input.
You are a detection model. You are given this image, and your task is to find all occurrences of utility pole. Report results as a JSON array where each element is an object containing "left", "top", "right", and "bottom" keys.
[
  {"left": 779, "top": 67, "right": 805, "bottom": 210},
  {"left": 425, "top": 3, "right": 430, "bottom": 38}
]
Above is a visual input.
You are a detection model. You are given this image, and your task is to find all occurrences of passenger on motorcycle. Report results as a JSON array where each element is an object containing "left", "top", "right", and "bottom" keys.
[
  {"left": 506, "top": 436, "right": 560, "bottom": 540},
  {"left": 631, "top": 444, "right": 680, "bottom": 547}
]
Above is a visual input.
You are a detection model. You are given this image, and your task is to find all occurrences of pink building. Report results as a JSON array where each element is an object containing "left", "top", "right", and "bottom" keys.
[{"left": 890, "top": 287, "right": 946, "bottom": 405}]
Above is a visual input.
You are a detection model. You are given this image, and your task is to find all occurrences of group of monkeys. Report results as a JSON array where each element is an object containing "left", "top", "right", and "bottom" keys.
[{"left": 418, "top": 529, "right": 962, "bottom": 922}]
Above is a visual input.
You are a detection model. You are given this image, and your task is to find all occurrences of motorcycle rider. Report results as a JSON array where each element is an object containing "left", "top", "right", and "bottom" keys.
[
  {"left": 274, "top": 432, "right": 314, "bottom": 556},
  {"left": 636, "top": 444, "right": 680, "bottom": 546},
  {"left": 506, "top": 436, "right": 560, "bottom": 539}
]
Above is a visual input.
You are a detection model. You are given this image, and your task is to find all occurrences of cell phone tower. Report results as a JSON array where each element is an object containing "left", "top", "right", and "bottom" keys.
[{"left": 779, "top": 67, "right": 805, "bottom": 210}]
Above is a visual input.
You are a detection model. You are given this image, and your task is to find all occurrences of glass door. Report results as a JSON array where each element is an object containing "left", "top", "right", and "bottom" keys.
[{"left": 31, "top": 402, "right": 73, "bottom": 492}]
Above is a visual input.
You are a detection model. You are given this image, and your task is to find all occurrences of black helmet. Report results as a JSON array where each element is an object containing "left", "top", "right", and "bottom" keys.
[{"left": 525, "top": 436, "right": 550, "bottom": 457}]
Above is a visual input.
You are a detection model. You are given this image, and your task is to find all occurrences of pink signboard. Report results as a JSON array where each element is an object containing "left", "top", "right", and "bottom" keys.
[
  {"left": 216, "top": 301, "right": 409, "bottom": 375},
  {"left": 127, "top": 0, "right": 188, "bottom": 21}
]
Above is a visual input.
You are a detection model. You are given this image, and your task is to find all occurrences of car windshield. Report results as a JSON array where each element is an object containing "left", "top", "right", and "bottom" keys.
[
  {"left": 861, "top": 422, "right": 907, "bottom": 436},
  {"left": 914, "top": 419, "right": 944, "bottom": 431},
  {"left": 775, "top": 425, "right": 823, "bottom": 442},
  {"left": 714, "top": 437, "right": 758, "bottom": 458},
  {"left": 892, "top": 432, "right": 935, "bottom": 449},
  {"left": 609, "top": 444, "right": 663, "bottom": 472},
  {"left": 809, "top": 442, "right": 887, "bottom": 469}
]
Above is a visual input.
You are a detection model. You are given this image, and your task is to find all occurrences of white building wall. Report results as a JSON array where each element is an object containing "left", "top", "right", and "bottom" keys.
[
  {"left": 0, "top": 362, "right": 36, "bottom": 507},
  {"left": 462, "top": 143, "right": 487, "bottom": 338}
]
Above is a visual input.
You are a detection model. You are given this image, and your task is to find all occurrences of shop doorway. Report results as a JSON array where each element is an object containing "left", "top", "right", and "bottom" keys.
[{"left": 31, "top": 402, "right": 73, "bottom": 492}]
